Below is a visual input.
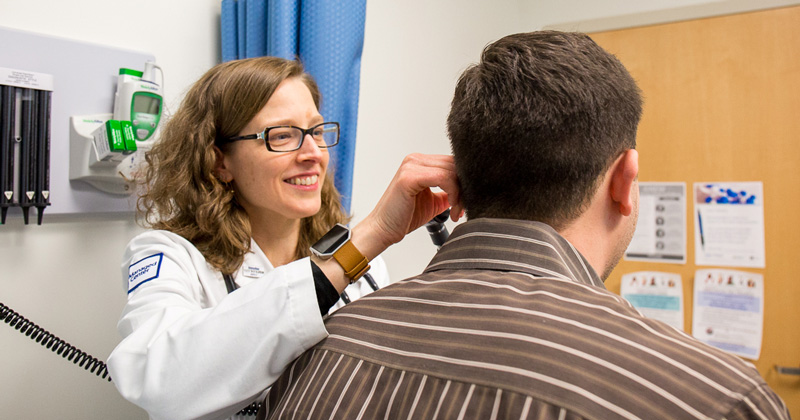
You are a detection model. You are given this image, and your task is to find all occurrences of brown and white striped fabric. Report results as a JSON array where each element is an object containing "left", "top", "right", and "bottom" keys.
[{"left": 263, "top": 218, "right": 790, "bottom": 420}]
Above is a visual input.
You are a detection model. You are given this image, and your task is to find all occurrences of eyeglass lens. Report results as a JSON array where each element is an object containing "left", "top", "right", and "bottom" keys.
[{"left": 267, "top": 123, "right": 338, "bottom": 151}]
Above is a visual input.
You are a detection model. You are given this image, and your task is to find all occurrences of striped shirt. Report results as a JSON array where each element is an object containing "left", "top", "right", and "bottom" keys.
[{"left": 263, "top": 218, "right": 790, "bottom": 420}]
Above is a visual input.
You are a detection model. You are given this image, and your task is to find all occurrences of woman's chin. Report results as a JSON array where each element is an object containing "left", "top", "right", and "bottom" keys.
[{"left": 295, "top": 203, "right": 322, "bottom": 219}]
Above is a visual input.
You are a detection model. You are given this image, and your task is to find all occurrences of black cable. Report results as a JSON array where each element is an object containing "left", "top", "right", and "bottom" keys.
[
  {"left": 364, "top": 273, "right": 379, "bottom": 291},
  {"left": 339, "top": 290, "right": 351, "bottom": 304},
  {"left": 0, "top": 301, "right": 112, "bottom": 381}
]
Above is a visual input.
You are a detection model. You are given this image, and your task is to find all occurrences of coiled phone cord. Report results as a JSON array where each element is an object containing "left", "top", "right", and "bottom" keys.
[
  {"left": 0, "top": 301, "right": 112, "bottom": 381},
  {"left": 2, "top": 299, "right": 268, "bottom": 416}
]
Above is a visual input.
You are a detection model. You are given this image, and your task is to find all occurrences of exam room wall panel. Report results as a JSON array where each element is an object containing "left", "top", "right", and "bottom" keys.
[{"left": 585, "top": 6, "right": 800, "bottom": 416}]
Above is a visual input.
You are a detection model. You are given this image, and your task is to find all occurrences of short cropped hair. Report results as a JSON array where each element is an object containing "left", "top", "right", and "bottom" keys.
[{"left": 447, "top": 31, "right": 643, "bottom": 229}]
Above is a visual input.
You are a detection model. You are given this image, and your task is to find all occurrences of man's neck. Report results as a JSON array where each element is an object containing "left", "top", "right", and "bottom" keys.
[{"left": 559, "top": 216, "right": 611, "bottom": 282}]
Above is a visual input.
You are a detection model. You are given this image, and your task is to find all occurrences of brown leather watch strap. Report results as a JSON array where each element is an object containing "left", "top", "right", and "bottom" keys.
[{"left": 332, "top": 240, "right": 370, "bottom": 283}]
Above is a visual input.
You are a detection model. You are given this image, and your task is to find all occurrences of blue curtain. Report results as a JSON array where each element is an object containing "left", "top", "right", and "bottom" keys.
[{"left": 220, "top": 0, "right": 367, "bottom": 213}]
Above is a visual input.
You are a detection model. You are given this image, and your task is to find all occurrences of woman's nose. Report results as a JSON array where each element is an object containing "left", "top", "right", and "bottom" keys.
[{"left": 296, "top": 133, "right": 325, "bottom": 161}]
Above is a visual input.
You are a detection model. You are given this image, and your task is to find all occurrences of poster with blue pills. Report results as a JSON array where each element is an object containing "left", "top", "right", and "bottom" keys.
[{"left": 694, "top": 182, "right": 765, "bottom": 268}]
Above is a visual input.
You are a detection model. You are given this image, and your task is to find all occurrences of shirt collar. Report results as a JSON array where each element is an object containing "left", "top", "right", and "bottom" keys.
[{"left": 424, "top": 218, "right": 603, "bottom": 288}]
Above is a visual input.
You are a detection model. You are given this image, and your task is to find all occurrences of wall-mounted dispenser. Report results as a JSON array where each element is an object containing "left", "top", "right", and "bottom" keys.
[
  {"left": 69, "top": 62, "right": 163, "bottom": 195},
  {"left": 68, "top": 114, "right": 139, "bottom": 195}
]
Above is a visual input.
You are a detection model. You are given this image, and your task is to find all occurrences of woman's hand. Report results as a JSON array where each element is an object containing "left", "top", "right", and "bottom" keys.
[
  {"left": 353, "top": 154, "right": 463, "bottom": 260},
  {"left": 314, "top": 154, "right": 463, "bottom": 292}
]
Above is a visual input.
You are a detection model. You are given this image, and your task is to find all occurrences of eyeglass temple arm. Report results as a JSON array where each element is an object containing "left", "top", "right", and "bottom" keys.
[{"left": 227, "top": 133, "right": 263, "bottom": 142}]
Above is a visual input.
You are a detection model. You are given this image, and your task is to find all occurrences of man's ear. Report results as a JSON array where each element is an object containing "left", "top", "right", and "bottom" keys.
[
  {"left": 609, "top": 149, "right": 639, "bottom": 216},
  {"left": 214, "top": 146, "right": 233, "bottom": 183}
]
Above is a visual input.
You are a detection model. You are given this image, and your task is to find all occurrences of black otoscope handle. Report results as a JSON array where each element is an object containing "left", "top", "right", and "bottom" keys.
[
  {"left": 19, "top": 89, "right": 36, "bottom": 224},
  {"left": 425, "top": 208, "right": 451, "bottom": 248},
  {"left": 35, "top": 90, "right": 51, "bottom": 225},
  {"left": 0, "top": 86, "right": 15, "bottom": 224}
]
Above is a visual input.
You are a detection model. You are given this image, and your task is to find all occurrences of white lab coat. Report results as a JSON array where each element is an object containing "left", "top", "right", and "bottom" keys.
[{"left": 107, "top": 230, "right": 391, "bottom": 420}]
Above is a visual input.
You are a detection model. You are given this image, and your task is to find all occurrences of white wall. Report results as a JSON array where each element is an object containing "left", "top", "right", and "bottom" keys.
[
  {"left": 0, "top": 1, "right": 220, "bottom": 418},
  {"left": 0, "top": 217, "right": 147, "bottom": 418},
  {"left": 0, "top": 0, "right": 789, "bottom": 418},
  {"left": 351, "top": 0, "right": 530, "bottom": 280}
]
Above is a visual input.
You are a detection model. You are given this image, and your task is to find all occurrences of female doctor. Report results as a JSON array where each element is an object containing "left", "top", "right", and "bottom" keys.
[{"left": 106, "top": 56, "right": 461, "bottom": 420}]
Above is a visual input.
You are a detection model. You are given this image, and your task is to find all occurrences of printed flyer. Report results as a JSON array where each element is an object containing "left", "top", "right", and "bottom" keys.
[
  {"left": 692, "top": 268, "right": 763, "bottom": 360},
  {"left": 620, "top": 271, "right": 684, "bottom": 331}
]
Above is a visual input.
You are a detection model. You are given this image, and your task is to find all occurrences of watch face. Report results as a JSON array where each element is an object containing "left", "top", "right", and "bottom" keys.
[{"left": 312, "top": 224, "right": 350, "bottom": 257}]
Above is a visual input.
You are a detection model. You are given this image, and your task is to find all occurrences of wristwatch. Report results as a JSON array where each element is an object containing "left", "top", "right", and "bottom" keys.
[{"left": 310, "top": 224, "right": 370, "bottom": 283}]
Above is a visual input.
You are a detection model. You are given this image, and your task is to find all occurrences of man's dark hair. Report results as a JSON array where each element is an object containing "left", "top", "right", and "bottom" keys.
[{"left": 447, "top": 31, "right": 643, "bottom": 229}]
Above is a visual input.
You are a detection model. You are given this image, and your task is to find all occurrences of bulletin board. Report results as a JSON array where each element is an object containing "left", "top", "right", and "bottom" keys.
[{"left": 590, "top": 5, "right": 800, "bottom": 415}]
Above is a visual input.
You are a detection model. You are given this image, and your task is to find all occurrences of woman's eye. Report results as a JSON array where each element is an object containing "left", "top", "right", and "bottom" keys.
[{"left": 269, "top": 131, "right": 295, "bottom": 144}]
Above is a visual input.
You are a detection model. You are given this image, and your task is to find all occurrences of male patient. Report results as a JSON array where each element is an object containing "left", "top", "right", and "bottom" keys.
[{"left": 260, "top": 31, "right": 789, "bottom": 420}]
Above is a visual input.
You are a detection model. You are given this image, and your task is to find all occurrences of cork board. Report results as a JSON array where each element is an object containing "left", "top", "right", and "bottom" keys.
[{"left": 591, "top": 5, "right": 800, "bottom": 415}]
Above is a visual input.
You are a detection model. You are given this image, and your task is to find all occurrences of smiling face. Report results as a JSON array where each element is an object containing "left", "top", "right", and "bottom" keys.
[{"left": 217, "top": 77, "right": 329, "bottom": 228}]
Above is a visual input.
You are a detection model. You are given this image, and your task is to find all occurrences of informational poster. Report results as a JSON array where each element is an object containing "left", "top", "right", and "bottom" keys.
[
  {"left": 694, "top": 182, "right": 765, "bottom": 268},
  {"left": 692, "top": 269, "right": 763, "bottom": 360},
  {"left": 625, "top": 182, "right": 686, "bottom": 263},
  {"left": 620, "top": 271, "right": 684, "bottom": 331}
]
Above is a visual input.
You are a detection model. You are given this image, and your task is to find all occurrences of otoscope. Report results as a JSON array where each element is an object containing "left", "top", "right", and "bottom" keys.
[
  {"left": 425, "top": 208, "right": 451, "bottom": 249},
  {"left": 0, "top": 86, "right": 14, "bottom": 224}
]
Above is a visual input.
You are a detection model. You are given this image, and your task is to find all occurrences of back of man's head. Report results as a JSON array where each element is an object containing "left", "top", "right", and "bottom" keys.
[{"left": 447, "top": 31, "right": 643, "bottom": 230}]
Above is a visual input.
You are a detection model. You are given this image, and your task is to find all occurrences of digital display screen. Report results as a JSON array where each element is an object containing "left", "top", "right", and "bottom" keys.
[
  {"left": 313, "top": 224, "right": 349, "bottom": 255},
  {"left": 133, "top": 94, "right": 161, "bottom": 114}
]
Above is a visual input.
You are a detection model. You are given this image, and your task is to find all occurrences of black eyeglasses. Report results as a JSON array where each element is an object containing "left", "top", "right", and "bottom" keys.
[{"left": 225, "top": 122, "right": 340, "bottom": 152}]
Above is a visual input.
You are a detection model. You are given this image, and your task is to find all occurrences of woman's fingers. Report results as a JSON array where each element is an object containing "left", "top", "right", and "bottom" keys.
[{"left": 354, "top": 154, "right": 462, "bottom": 258}]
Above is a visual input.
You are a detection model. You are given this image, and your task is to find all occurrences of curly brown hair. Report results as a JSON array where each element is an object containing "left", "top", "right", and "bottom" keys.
[{"left": 137, "top": 56, "right": 348, "bottom": 274}]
